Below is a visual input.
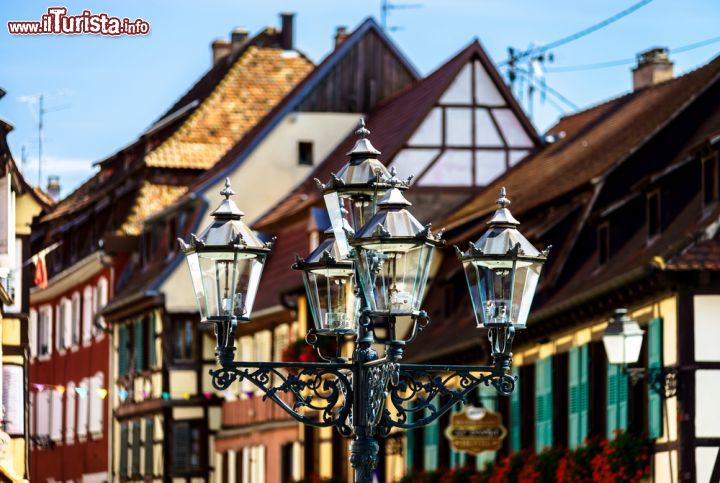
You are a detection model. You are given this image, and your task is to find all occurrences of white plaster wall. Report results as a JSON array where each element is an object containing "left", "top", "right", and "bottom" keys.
[
  {"left": 163, "top": 112, "right": 360, "bottom": 313},
  {"left": 696, "top": 447, "right": 719, "bottom": 483},
  {"left": 694, "top": 295, "right": 720, "bottom": 362}
]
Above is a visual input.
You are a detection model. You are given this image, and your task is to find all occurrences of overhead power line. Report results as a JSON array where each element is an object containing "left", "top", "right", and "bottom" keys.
[
  {"left": 547, "top": 35, "right": 720, "bottom": 73},
  {"left": 499, "top": 0, "right": 655, "bottom": 67}
]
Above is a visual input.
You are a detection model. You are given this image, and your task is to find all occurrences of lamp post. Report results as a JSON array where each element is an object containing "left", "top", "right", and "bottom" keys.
[
  {"left": 602, "top": 308, "right": 678, "bottom": 398},
  {"left": 179, "top": 120, "right": 547, "bottom": 483}
]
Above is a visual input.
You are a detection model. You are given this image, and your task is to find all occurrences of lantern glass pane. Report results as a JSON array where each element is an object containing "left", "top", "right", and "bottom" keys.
[
  {"left": 323, "top": 192, "right": 350, "bottom": 259},
  {"left": 357, "top": 243, "right": 434, "bottom": 315},
  {"left": 603, "top": 332, "right": 643, "bottom": 365},
  {"left": 190, "top": 251, "right": 265, "bottom": 321},
  {"left": 463, "top": 259, "right": 542, "bottom": 329},
  {"left": 302, "top": 267, "right": 359, "bottom": 335}
]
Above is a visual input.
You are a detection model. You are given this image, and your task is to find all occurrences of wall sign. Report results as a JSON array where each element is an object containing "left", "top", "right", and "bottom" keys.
[{"left": 445, "top": 405, "right": 507, "bottom": 454}]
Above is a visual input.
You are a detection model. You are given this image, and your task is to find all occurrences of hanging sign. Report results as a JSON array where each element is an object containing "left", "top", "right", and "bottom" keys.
[{"left": 445, "top": 405, "right": 507, "bottom": 454}]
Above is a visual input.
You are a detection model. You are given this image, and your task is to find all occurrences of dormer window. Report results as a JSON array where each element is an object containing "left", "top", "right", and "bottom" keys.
[
  {"left": 702, "top": 152, "right": 719, "bottom": 207},
  {"left": 598, "top": 222, "right": 610, "bottom": 266},
  {"left": 647, "top": 190, "right": 661, "bottom": 240},
  {"left": 298, "top": 141, "right": 314, "bottom": 166}
]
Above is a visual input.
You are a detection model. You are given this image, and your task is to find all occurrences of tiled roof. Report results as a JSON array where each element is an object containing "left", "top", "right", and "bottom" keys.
[
  {"left": 145, "top": 46, "right": 313, "bottom": 169},
  {"left": 443, "top": 54, "right": 720, "bottom": 230},
  {"left": 666, "top": 236, "right": 720, "bottom": 270},
  {"left": 119, "top": 182, "right": 188, "bottom": 235},
  {"left": 253, "top": 39, "right": 531, "bottom": 230}
]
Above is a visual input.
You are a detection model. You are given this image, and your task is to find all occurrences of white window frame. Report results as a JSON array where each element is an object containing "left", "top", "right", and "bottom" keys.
[
  {"left": 50, "top": 388, "right": 62, "bottom": 441},
  {"left": 57, "top": 298, "right": 71, "bottom": 353},
  {"left": 77, "top": 378, "right": 89, "bottom": 439},
  {"left": 94, "top": 277, "right": 108, "bottom": 339},
  {"left": 82, "top": 286, "right": 93, "bottom": 345},
  {"left": 29, "top": 309, "right": 37, "bottom": 359},
  {"left": 38, "top": 304, "right": 53, "bottom": 358},
  {"left": 71, "top": 292, "right": 81, "bottom": 348},
  {"left": 37, "top": 389, "right": 50, "bottom": 437},
  {"left": 89, "top": 372, "right": 103, "bottom": 436},
  {"left": 66, "top": 381, "right": 76, "bottom": 444}
]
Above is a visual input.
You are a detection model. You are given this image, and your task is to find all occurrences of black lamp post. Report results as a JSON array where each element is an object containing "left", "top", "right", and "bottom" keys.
[{"left": 179, "top": 120, "right": 546, "bottom": 483}]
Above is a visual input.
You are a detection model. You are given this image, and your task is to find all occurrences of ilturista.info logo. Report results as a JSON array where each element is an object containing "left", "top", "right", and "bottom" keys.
[{"left": 7, "top": 7, "right": 150, "bottom": 36}]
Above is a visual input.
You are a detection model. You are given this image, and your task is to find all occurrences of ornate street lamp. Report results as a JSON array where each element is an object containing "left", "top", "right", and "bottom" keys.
[
  {"left": 292, "top": 229, "right": 360, "bottom": 336},
  {"left": 602, "top": 308, "right": 677, "bottom": 397},
  {"left": 180, "top": 122, "right": 545, "bottom": 483},
  {"left": 456, "top": 188, "right": 548, "bottom": 368},
  {"left": 178, "top": 178, "right": 273, "bottom": 364},
  {"left": 316, "top": 119, "right": 410, "bottom": 255}
]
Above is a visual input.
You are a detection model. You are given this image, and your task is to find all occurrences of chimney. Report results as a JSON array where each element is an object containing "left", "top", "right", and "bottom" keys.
[
  {"left": 632, "top": 47, "right": 674, "bottom": 90},
  {"left": 280, "top": 13, "right": 294, "bottom": 50},
  {"left": 46, "top": 175, "right": 61, "bottom": 201},
  {"left": 231, "top": 27, "right": 249, "bottom": 54},
  {"left": 211, "top": 38, "right": 231, "bottom": 65},
  {"left": 334, "top": 26, "right": 349, "bottom": 48}
]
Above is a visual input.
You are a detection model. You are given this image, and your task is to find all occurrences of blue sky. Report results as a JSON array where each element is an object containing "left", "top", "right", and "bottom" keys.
[{"left": 1, "top": 0, "right": 719, "bottom": 196}]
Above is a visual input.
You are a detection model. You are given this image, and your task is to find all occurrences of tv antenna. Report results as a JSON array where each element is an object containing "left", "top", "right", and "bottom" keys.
[{"left": 380, "top": 0, "right": 422, "bottom": 32}]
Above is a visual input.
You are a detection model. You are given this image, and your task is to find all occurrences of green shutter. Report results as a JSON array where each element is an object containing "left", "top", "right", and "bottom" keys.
[
  {"left": 149, "top": 314, "right": 157, "bottom": 368},
  {"left": 535, "top": 357, "right": 553, "bottom": 452},
  {"left": 119, "top": 423, "right": 128, "bottom": 477},
  {"left": 145, "top": 418, "right": 154, "bottom": 475},
  {"left": 476, "top": 385, "right": 498, "bottom": 469},
  {"left": 648, "top": 318, "right": 663, "bottom": 439},
  {"left": 132, "top": 420, "right": 141, "bottom": 475},
  {"left": 134, "top": 319, "right": 145, "bottom": 371},
  {"left": 569, "top": 346, "right": 589, "bottom": 448},
  {"left": 406, "top": 411, "right": 414, "bottom": 470},
  {"left": 424, "top": 402, "right": 439, "bottom": 471},
  {"left": 119, "top": 326, "right": 129, "bottom": 376},
  {"left": 579, "top": 345, "right": 589, "bottom": 446},
  {"left": 510, "top": 366, "right": 521, "bottom": 452},
  {"left": 607, "top": 363, "right": 628, "bottom": 438}
]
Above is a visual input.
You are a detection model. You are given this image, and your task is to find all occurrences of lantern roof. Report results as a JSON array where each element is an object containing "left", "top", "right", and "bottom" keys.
[
  {"left": 179, "top": 178, "right": 271, "bottom": 252},
  {"left": 603, "top": 308, "right": 644, "bottom": 337},
  {"left": 352, "top": 187, "right": 443, "bottom": 244},
  {"left": 294, "top": 231, "right": 354, "bottom": 269},
  {"left": 457, "top": 188, "right": 548, "bottom": 260}
]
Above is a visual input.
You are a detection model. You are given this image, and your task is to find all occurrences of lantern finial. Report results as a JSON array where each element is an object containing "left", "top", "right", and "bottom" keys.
[
  {"left": 496, "top": 187, "right": 510, "bottom": 209},
  {"left": 355, "top": 118, "right": 370, "bottom": 139},
  {"left": 220, "top": 178, "right": 235, "bottom": 200}
]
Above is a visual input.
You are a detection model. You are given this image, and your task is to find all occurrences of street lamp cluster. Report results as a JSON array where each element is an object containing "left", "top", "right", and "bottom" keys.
[{"left": 179, "top": 120, "right": 548, "bottom": 482}]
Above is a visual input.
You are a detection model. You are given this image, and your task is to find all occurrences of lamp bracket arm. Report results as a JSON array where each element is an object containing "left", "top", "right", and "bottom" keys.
[
  {"left": 376, "top": 365, "right": 513, "bottom": 437},
  {"left": 209, "top": 361, "right": 354, "bottom": 435},
  {"left": 625, "top": 365, "right": 678, "bottom": 398}
]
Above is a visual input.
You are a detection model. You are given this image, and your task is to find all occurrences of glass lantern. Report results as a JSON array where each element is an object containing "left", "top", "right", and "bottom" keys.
[
  {"left": 293, "top": 230, "right": 359, "bottom": 335},
  {"left": 352, "top": 187, "right": 443, "bottom": 316},
  {"left": 317, "top": 119, "right": 410, "bottom": 256},
  {"left": 456, "top": 188, "right": 548, "bottom": 330},
  {"left": 179, "top": 178, "right": 272, "bottom": 323},
  {"left": 602, "top": 308, "right": 644, "bottom": 365}
]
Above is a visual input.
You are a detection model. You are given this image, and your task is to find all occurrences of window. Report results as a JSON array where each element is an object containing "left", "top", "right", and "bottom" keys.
[
  {"left": 66, "top": 382, "right": 76, "bottom": 444},
  {"left": 702, "top": 153, "right": 719, "bottom": 206},
  {"left": 29, "top": 309, "right": 37, "bottom": 359},
  {"left": 298, "top": 141, "right": 314, "bottom": 166},
  {"left": 37, "top": 390, "right": 50, "bottom": 437},
  {"left": 38, "top": 305, "right": 53, "bottom": 356},
  {"left": 119, "top": 423, "right": 129, "bottom": 478},
  {"left": 77, "top": 378, "right": 89, "bottom": 438},
  {"left": 71, "top": 292, "right": 81, "bottom": 346},
  {"left": 134, "top": 319, "right": 146, "bottom": 371},
  {"left": 145, "top": 418, "right": 154, "bottom": 476},
  {"left": 118, "top": 325, "right": 129, "bottom": 376},
  {"left": 94, "top": 277, "right": 108, "bottom": 337},
  {"left": 82, "top": 286, "right": 93, "bottom": 344},
  {"left": 597, "top": 223, "right": 610, "bottom": 266},
  {"left": 57, "top": 300, "right": 70, "bottom": 352},
  {"left": 172, "top": 319, "right": 196, "bottom": 362},
  {"left": 647, "top": 190, "right": 661, "bottom": 240},
  {"left": 132, "top": 420, "right": 141, "bottom": 476},
  {"left": 172, "top": 421, "right": 202, "bottom": 472},
  {"left": 89, "top": 373, "right": 103, "bottom": 435},
  {"left": 50, "top": 388, "right": 62, "bottom": 441}
]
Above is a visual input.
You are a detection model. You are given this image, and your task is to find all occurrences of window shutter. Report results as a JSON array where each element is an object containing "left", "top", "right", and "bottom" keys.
[
  {"left": 134, "top": 319, "right": 145, "bottom": 371},
  {"left": 82, "top": 287, "right": 93, "bottom": 343},
  {"left": 38, "top": 390, "right": 50, "bottom": 436},
  {"left": 510, "top": 366, "right": 521, "bottom": 451},
  {"left": 568, "top": 347, "right": 579, "bottom": 448},
  {"left": 29, "top": 310, "right": 37, "bottom": 359},
  {"left": 173, "top": 423, "right": 191, "bottom": 470},
  {"left": 618, "top": 366, "right": 629, "bottom": 432},
  {"left": 132, "top": 420, "right": 141, "bottom": 476},
  {"left": 149, "top": 314, "right": 157, "bottom": 368},
  {"left": 607, "top": 363, "right": 628, "bottom": 437},
  {"left": 89, "top": 375, "right": 103, "bottom": 434},
  {"left": 579, "top": 344, "right": 589, "bottom": 445},
  {"left": 65, "top": 384, "right": 76, "bottom": 443},
  {"left": 119, "top": 326, "right": 129, "bottom": 376},
  {"left": 145, "top": 418, "right": 154, "bottom": 475},
  {"left": 50, "top": 389, "right": 62, "bottom": 441},
  {"left": 405, "top": 411, "right": 414, "bottom": 470},
  {"left": 424, "top": 402, "right": 439, "bottom": 471},
  {"left": 77, "top": 379, "right": 88, "bottom": 437},
  {"left": 119, "top": 423, "right": 129, "bottom": 477},
  {"left": 535, "top": 357, "right": 553, "bottom": 452},
  {"left": 648, "top": 318, "right": 663, "bottom": 439}
]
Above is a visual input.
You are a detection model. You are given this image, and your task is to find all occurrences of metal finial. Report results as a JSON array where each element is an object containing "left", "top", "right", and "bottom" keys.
[
  {"left": 220, "top": 178, "right": 235, "bottom": 199},
  {"left": 496, "top": 187, "right": 510, "bottom": 209},
  {"left": 355, "top": 118, "right": 370, "bottom": 139}
]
